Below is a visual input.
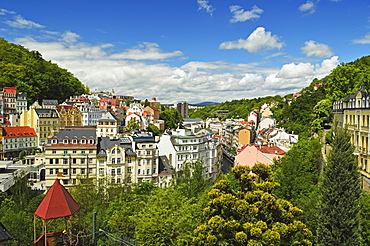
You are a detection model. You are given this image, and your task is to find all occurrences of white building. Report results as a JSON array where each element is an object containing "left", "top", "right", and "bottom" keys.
[
  {"left": 77, "top": 103, "right": 107, "bottom": 126},
  {"left": 158, "top": 128, "right": 222, "bottom": 182}
]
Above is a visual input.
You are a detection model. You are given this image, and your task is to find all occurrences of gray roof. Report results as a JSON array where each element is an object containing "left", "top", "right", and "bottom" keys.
[
  {"left": 42, "top": 99, "right": 58, "bottom": 105},
  {"left": 97, "top": 137, "right": 136, "bottom": 156},
  {"left": 55, "top": 127, "right": 96, "bottom": 139},
  {"left": 35, "top": 109, "right": 59, "bottom": 118},
  {"left": 158, "top": 155, "right": 174, "bottom": 175},
  {"left": 98, "top": 111, "right": 120, "bottom": 122}
]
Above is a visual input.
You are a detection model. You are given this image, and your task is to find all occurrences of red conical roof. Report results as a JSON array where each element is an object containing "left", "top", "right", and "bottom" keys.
[{"left": 34, "top": 179, "right": 80, "bottom": 220}]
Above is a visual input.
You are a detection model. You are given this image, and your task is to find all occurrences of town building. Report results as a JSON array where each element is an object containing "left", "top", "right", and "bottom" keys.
[
  {"left": 158, "top": 128, "right": 222, "bottom": 182},
  {"left": 2, "top": 126, "right": 37, "bottom": 158},
  {"left": 43, "top": 127, "right": 97, "bottom": 188},
  {"left": 77, "top": 103, "right": 107, "bottom": 126},
  {"left": 96, "top": 111, "right": 121, "bottom": 138},
  {"left": 235, "top": 144, "right": 285, "bottom": 168},
  {"left": 333, "top": 87, "right": 370, "bottom": 190},
  {"left": 20, "top": 108, "right": 60, "bottom": 147},
  {"left": 56, "top": 104, "right": 83, "bottom": 130},
  {"left": 96, "top": 136, "right": 137, "bottom": 185},
  {"left": 177, "top": 101, "right": 188, "bottom": 118}
]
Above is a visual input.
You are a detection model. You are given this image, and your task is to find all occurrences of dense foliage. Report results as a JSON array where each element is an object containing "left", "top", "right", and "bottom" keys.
[
  {"left": 317, "top": 126, "right": 361, "bottom": 245},
  {"left": 0, "top": 38, "right": 87, "bottom": 103},
  {"left": 193, "top": 164, "right": 313, "bottom": 245}
]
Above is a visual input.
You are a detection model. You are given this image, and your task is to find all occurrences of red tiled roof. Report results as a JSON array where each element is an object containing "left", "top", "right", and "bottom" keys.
[
  {"left": 3, "top": 126, "right": 36, "bottom": 138},
  {"left": 3, "top": 87, "right": 16, "bottom": 93},
  {"left": 256, "top": 145, "right": 285, "bottom": 155}
]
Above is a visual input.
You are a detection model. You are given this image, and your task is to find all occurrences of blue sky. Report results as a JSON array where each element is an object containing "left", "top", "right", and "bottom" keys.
[{"left": 0, "top": 0, "right": 369, "bottom": 104}]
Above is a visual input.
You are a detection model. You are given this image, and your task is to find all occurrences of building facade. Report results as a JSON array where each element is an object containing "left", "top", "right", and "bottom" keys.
[{"left": 43, "top": 127, "right": 97, "bottom": 188}]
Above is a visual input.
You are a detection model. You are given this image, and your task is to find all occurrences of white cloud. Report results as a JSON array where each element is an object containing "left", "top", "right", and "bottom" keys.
[
  {"left": 264, "top": 57, "right": 338, "bottom": 90},
  {"left": 229, "top": 5, "right": 263, "bottom": 23},
  {"left": 353, "top": 33, "right": 370, "bottom": 44},
  {"left": 197, "top": 0, "right": 215, "bottom": 14},
  {"left": 110, "top": 42, "right": 183, "bottom": 60},
  {"left": 62, "top": 31, "right": 80, "bottom": 43},
  {"left": 301, "top": 40, "right": 334, "bottom": 57},
  {"left": 219, "top": 27, "right": 285, "bottom": 53},
  {"left": 14, "top": 32, "right": 338, "bottom": 104},
  {"left": 0, "top": 8, "right": 16, "bottom": 15},
  {"left": 276, "top": 63, "right": 314, "bottom": 79},
  {"left": 5, "top": 15, "right": 45, "bottom": 29},
  {"left": 299, "top": 1, "right": 316, "bottom": 15}
]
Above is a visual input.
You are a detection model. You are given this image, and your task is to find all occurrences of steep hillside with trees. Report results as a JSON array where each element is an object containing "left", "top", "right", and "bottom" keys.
[{"left": 0, "top": 38, "right": 87, "bottom": 103}]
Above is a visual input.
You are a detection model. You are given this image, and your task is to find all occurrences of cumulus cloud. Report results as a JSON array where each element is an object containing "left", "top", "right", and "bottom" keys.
[
  {"left": 229, "top": 5, "right": 263, "bottom": 23},
  {"left": 5, "top": 15, "right": 45, "bottom": 29},
  {"left": 110, "top": 42, "right": 184, "bottom": 60},
  {"left": 197, "top": 0, "right": 215, "bottom": 14},
  {"left": 353, "top": 33, "right": 370, "bottom": 44},
  {"left": 299, "top": 1, "right": 316, "bottom": 15},
  {"left": 15, "top": 31, "right": 338, "bottom": 104},
  {"left": 219, "top": 27, "right": 285, "bottom": 53},
  {"left": 301, "top": 40, "right": 334, "bottom": 57}
]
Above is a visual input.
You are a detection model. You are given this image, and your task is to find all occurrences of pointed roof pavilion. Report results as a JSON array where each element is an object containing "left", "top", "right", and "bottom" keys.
[{"left": 34, "top": 179, "right": 80, "bottom": 220}]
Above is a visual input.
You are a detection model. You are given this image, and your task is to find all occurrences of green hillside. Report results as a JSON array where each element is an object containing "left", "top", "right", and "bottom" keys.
[{"left": 0, "top": 38, "right": 87, "bottom": 103}]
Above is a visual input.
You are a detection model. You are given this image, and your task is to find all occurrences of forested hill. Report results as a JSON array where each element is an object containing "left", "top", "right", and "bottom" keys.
[
  {"left": 189, "top": 55, "right": 370, "bottom": 136},
  {"left": 0, "top": 38, "right": 87, "bottom": 103}
]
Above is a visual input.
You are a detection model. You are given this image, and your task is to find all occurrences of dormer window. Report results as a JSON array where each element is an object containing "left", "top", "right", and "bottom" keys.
[
  {"left": 63, "top": 139, "right": 69, "bottom": 144},
  {"left": 72, "top": 139, "right": 78, "bottom": 144},
  {"left": 52, "top": 139, "right": 57, "bottom": 144}
]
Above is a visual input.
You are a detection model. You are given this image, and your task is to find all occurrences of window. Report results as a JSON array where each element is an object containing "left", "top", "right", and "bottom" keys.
[
  {"left": 73, "top": 150, "right": 77, "bottom": 154},
  {"left": 72, "top": 179, "right": 76, "bottom": 184},
  {"left": 127, "top": 167, "right": 132, "bottom": 173},
  {"left": 112, "top": 158, "right": 116, "bottom": 164},
  {"left": 111, "top": 178, "right": 115, "bottom": 184},
  {"left": 81, "top": 168, "right": 86, "bottom": 174},
  {"left": 55, "top": 159, "right": 59, "bottom": 164},
  {"left": 52, "top": 150, "right": 56, "bottom": 154},
  {"left": 89, "top": 168, "right": 93, "bottom": 174},
  {"left": 147, "top": 169, "right": 150, "bottom": 175},
  {"left": 62, "top": 180, "right": 68, "bottom": 185},
  {"left": 117, "top": 168, "right": 121, "bottom": 175},
  {"left": 63, "top": 159, "right": 68, "bottom": 165},
  {"left": 81, "top": 158, "right": 86, "bottom": 164},
  {"left": 49, "top": 169, "right": 54, "bottom": 175},
  {"left": 64, "top": 150, "right": 68, "bottom": 154},
  {"left": 146, "top": 151, "right": 151, "bottom": 155},
  {"left": 63, "top": 169, "right": 68, "bottom": 175},
  {"left": 63, "top": 139, "right": 68, "bottom": 144},
  {"left": 117, "top": 178, "right": 121, "bottom": 184},
  {"left": 72, "top": 168, "right": 76, "bottom": 174},
  {"left": 99, "top": 168, "right": 104, "bottom": 176},
  {"left": 50, "top": 159, "right": 53, "bottom": 164},
  {"left": 117, "top": 158, "right": 121, "bottom": 163},
  {"left": 72, "top": 158, "right": 77, "bottom": 164},
  {"left": 138, "top": 169, "right": 141, "bottom": 175},
  {"left": 111, "top": 169, "right": 116, "bottom": 175},
  {"left": 128, "top": 158, "right": 132, "bottom": 163}
]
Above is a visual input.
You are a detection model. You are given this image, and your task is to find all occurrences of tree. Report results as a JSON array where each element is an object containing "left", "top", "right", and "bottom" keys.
[
  {"left": 160, "top": 107, "right": 183, "bottom": 129},
  {"left": 273, "top": 138, "right": 322, "bottom": 232},
  {"left": 317, "top": 126, "right": 361, "bottom": 245},
  {"left": 193, "top": 165, "right": 313, "bottom": 245},
  {"left": 125, "top": 118, "right": 140, "bottom": 131},
  {"left": 147, "top": 124, "right": 160, "bottom": 136},
  {"left": 135, "top": 187, "right": 205, "bottom": 246},
  {"left": 172, "top": 159, "right": 209, "bottom": 199}
]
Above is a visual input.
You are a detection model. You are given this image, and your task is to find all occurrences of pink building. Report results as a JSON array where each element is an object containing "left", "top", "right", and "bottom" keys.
[{"left": 235, "top": 145, "right": 285, "bottom": 168}]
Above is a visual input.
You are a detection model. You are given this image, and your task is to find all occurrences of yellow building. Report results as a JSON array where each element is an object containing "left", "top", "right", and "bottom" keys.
[
  {"left": 20, "top": 108, "right": 60, "bottom": 147},
  {"left": 56, "top": 104, "right": 83, "bottom": 130},
  {"left": 333, "top": 88, "right": 370, "bottom": 191}
]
